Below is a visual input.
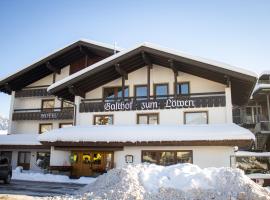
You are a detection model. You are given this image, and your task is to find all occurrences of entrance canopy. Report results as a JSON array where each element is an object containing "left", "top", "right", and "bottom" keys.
[
  {"left": 48, "top": 42, "right": 257, "bottom": 105},
  {"left": 38, "top": 124, "right": 255, "bottom": 148}
]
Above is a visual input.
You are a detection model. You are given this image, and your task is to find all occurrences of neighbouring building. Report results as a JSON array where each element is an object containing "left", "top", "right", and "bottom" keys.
[{"left": 0, "top": 40, "right": 260, "bottom": 178}]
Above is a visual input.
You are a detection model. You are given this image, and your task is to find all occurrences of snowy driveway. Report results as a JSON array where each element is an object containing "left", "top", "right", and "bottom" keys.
[{"left": 0, "top": 180, "right": 85, "bottom": 197}]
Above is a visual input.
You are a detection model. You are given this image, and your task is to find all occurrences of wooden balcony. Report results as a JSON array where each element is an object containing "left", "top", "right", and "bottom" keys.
[
  {"left": 80, "top": 92, "right": 226, "bottom": 113},
  {"left": 12, "top": 107, "right": 74, "bottom": 121},
  {"left": 15, "top": 86, "right": 51, "bottom": 98}
]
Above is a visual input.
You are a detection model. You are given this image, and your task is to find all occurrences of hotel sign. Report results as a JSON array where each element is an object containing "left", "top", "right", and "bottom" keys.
[
  {"left": 104, "top": 99, "right": 195, "bottom": 112},
  {"left": 80, "top": 95, "right": 226, "bottom": 113}
]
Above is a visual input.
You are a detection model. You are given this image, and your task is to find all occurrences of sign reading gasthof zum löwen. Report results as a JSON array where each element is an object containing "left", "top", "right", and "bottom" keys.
[{"left": 104, "top": 98, "right": 195, "bottom": 111}]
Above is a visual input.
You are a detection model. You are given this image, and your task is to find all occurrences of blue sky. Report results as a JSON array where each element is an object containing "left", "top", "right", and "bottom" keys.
[{"left": 0, "top": 0, "right": 270, "bottom": 117}]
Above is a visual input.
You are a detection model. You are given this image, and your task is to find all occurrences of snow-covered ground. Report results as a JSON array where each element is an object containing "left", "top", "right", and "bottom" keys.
[
  {"left": 68, "top": 163, "right": 270, "bottom": 200},
  {"left": 12, "top": 168, "right": 96, "bottom": 185},
  {"left": 0, "top": 129, "right": 7, "bottom": 135}
]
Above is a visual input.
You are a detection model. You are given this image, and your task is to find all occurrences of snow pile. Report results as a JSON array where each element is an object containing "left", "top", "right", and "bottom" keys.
[
  {"left": 12, "top": 169, "right": 96, "bottom": 185},
  {"left": 73, "top": 163, "right": 270, "bottom": 200}
]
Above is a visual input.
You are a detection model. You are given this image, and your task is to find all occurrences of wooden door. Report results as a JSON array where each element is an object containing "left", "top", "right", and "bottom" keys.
[
  {"left": 18, "top": 152, "right": 31, "bottom": 170},
  {"left": 71, "top": 151, "right": 113, "bottom": 177}
]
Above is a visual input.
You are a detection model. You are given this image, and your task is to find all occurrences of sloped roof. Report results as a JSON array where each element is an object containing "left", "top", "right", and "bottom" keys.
[
  {"left": 0, "top": 39, "right": 121, "bottom": 94},
  {"left": 48, "top": 42, "right": 257, "bottom": 105}
]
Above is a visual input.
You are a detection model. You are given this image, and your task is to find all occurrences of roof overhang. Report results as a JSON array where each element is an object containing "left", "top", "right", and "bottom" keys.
[
  {"left": 48, "top": 43, "right": 257, "bottom": 106},
  {"left": 0, "top": 39, "right": 120, "bottom": 94},
  {"left": 38, "top": 124, "right": 255, "bottom": 149}
]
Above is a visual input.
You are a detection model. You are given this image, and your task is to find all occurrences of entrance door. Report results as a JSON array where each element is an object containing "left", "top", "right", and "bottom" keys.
[
  {"left": 71, "top": 151, "right": 113, "bottom": 177},
  {"left": 18, "top": 151, "right": 31, "bottom": 170}
]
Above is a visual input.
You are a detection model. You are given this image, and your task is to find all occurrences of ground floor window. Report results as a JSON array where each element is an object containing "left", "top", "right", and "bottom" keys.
[
  {"left": 36, "top": 152, "right": 50, "bottom": 169},
  {"left": 184, "top": 111, "right": 208, "bottom": 124},
  {"left": 93, "top": 115, "right": 113, "bottom": 125},
  {"left": 235, "top": 156, "right": 270, "bottom": 174},
  {"left": 142, "top": 150, "right": 193, "bottom": 166},
  {"left": 137, "top": 113, "right": 159, "bottom": 124}
]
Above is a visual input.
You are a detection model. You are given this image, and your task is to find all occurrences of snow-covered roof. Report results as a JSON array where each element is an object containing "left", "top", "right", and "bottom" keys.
[
  {"left": 235, "top": 151, "right": 270, "bottom": 157},
  {"left": 0, "top": 39, "right": 121, "bottom": 82},
  {"left": 48, "top": 42, "right": 257, "bottom": 92},
  {"left": 253, "top": 83, "right": 270, "bottom": 95},
  {"left": 0, "top": 134, "right": 41, "bottom": 145},
  {"left": 38, "top": 124, "right": 255, "bottom": 144}
]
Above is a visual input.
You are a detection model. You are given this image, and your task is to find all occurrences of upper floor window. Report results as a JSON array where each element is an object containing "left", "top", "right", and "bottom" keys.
[
  {"left": 177, "top": 82, "right": 190, "bottom": 95},
  {"left": 154, "top": 84, "right": 168, "bottom": 99},
  {"left": 59, "top": 123, "right": 73, "bottom": 128},
  {"left": 41, "top": 99, "right": 55, "bottom": 111},
  {"left": 62, "top": 101, "right": 74, "bottom": 108},
  {"left": 39, "top": 123, "right": 53, "bottom": 134},
  {"left": 103, "top": 87, "right": 129, "bottom": 100},
  {"left": 184, "top": 112, "right": 208, "bottom": 124},
  {"left": 137, "top": 113, "right": 159, "bottom": 124},
  {"left": 134, "top": 85, "right": 148, "bottom": 100},
  {"left": 94, "top": 115, "right": 113, "bottom": 125}
]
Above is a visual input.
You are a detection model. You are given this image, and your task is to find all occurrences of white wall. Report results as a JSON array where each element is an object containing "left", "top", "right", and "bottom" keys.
[
  {"left": 114, "top": 146, "right": 234, "bottom": 168},
  {"left": 85, "top": 65, "right": 226, "bottom": 99},
  {"left": 78, "top": 107, "right": 227, "bottom": 125},
  {"left": 50, "top": 146, "right": 71, "bottom": 166},
  {"left": 12, "top": 120, "right": 73, "bottom": 134}
]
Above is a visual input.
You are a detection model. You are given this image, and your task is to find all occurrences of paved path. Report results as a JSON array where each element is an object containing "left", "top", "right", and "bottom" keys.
[{"left": 0, "top": 180, "right": 85, "bottom": 197}]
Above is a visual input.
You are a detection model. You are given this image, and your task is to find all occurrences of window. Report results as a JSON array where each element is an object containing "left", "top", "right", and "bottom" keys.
[
  {"left": 18, "top": 152, "right": 30, "bottom": 164},
  {"left": 154, "top": 84, "right": 168, "bottom": 99},
  {"left": 39, "top": 123, "right": 53, "bottom": 134},
  {"left": 94, "top": 115, "right": 113, "bottom": 125},
  {"left": 137, "top": 113, "right": 159, "bottom": 124},
  {"left": 184, "top": 112, "right": 208, "bottom": 124},
  {"left": 41, "top": 99, "right": 55, "bottom": 111},
  {"left": 36, "top": 152, "right": 50, "bottom": 169},
  {"left": 177, "top": 82, "right": 190, "bottom": 95},
  {"left": 142, "top": 151, "right": 192, "bottom": 166},
  {"left": 134, "top": 85, "right": 148, "bottom": 100},
  {"left": 62, "top": 101, "right": 74, "bottom": 108},
  {"left": 59, "top": 123, "right": 73, "bottom": 128},
  {"left": 103, "top": 87, "right": 129, "bottom": 100}
]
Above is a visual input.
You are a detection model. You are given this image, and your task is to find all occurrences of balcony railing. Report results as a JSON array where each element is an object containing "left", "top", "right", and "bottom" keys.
[
  {"left": 12, "top": 107, "right": 74, "bottom": 121},
  {"left": 80, "top": 92, "right": 226, "bottom": 113},
  {"left": 255, "top": 121, "right": 270, "bottom": 134},
  {"left": 15, "top": 86, "right": 51, "bottom": 98}
]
